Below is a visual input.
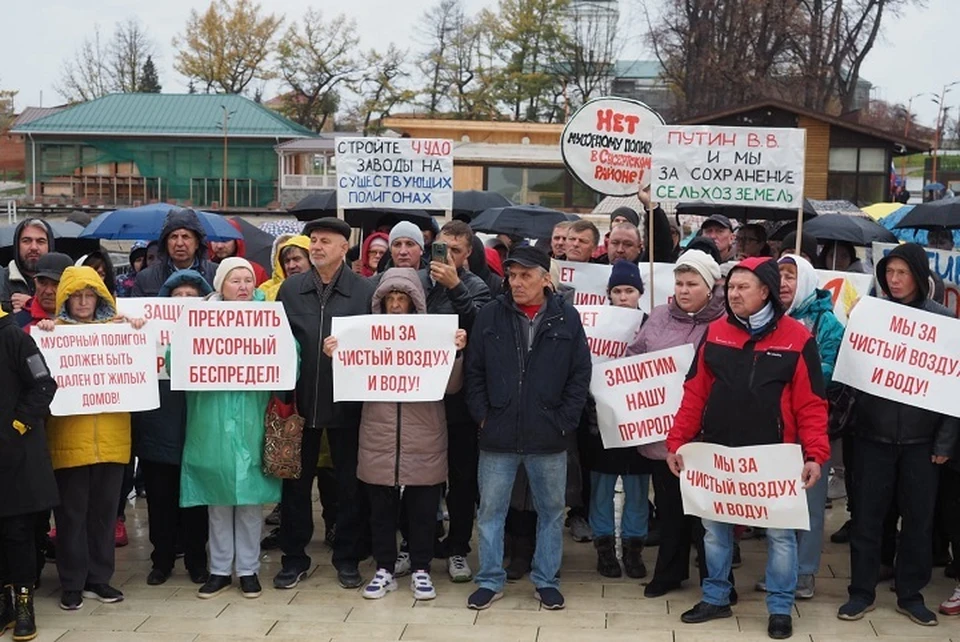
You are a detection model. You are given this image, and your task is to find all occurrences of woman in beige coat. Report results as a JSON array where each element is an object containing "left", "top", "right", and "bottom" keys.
[{"left": 323, "top": 267, "right": 465, "bottom": 602}]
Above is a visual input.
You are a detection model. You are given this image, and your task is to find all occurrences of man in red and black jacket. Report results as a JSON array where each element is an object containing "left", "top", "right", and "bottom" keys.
[{"left": 666, "top": 256, "right": 829, "bottom": 640}]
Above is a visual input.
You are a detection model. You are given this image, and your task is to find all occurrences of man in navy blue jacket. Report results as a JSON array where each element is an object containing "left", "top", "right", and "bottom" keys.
[{"left": 465, "top": 246, "right": 591, "bottom": 611}]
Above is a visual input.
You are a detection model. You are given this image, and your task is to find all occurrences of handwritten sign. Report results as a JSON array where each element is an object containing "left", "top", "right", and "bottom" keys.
[
  {"left": 36, "top": 324, "right": 159, "bottom": 416},
  {"left": 331, "top": 314, "right": 458, "bottom": 402},
  {"left": 590, "top": 345, "right": 694, "bottom": 448},
  {"left": 816, "top": 270, "right": 875, "bottom": 325},
  {"left": 335, "top": 138, "right": 453, "bottom": 210},
  {"left": 651, "top": 125, "right": 806, "bottom": 209},
  {"left": 833, "top": 296, "right": 960, "bottom": 416},
  {"left": 170, "top": 302, "right": 297, "bottom": 391},
  {"left": 873, "top": 242, "right": 960, "bottom": 317},
  {"left": 576, "top": 305, "right": 646, "bottom": 363},
  {"left": 117, "top": 298, "right": 187, "bottom": 380},
  {"left": 678, "top": 443, "right": 810, "bottom": 530},
  {"left": 553, "top": 260, "right": 675, "bottom": 313},
  {"left": 560, "top": 97, "right": 664, "bottom": 195}
]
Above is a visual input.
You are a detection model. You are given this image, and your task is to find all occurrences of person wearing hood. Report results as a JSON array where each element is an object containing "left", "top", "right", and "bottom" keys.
[
  {"left": 171, "top": 258, "right": 283, "bottom": 600},
  {"left": 762, "top": 255, "right": 845, "bottom": 601},
  {"left": 135, "top": 270, "right": 213, "bottom": 588},
  {"left": 625, "top": 249, "right": 726, "bottom": 599},
  {"left": 36, "top": 266, "right": 145, "bottom": 611},
  {"left": 132, "top": 209, "right": 218, "bottom": 297},
  {"left": 257, "top": 234, "right": 311, "bottom": 301},
  {"left": 665, "top": 257, "right": 829, "bottom": 640},
  {"left": 466, "top": 235, "right": 502, "bottom": 297},
  {"left": 324, "top": 268, "right": 466, "bottom": 601},
  {"left": 839, "top": 243, "right": 959, "bottom": 627},
  {"left": 359, "top": 232, "right": 389, "bottom": 278},
  {"left": 0, "top": 218, "right": 54, "bottom": 314},
  {"left": 208, "top": 219, "right": 269, "bottom": 285},
  {"left": 0, "top": 306, "right": 58, "bottom": 641},
  {"left": 116, "top": 241, "right": 150, "bottom": 298}
]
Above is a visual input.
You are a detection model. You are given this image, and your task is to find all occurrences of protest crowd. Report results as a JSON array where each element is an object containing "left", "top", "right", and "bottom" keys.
[{"left": 4, "top": 187, "right": 960, "bottom": 642}]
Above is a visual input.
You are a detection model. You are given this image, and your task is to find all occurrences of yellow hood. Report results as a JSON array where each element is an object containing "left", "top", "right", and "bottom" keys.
[
  {"left": 259, "top": 234, "right": 311, "bottom": 301},
  {"left": 55, "top": 265, "right": 117, "bottom": 322}
]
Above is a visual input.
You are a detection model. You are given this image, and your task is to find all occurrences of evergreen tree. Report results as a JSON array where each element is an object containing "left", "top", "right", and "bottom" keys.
[{"left": 138, "top": 55, "right": 162, "bottom": 93}]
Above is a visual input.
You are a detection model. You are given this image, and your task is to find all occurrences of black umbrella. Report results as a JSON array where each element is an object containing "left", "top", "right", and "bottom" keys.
[
  {"left": 289, "top": 190, "right": 338, "bottom": 221},
  {"left": 230, "top": 217, "right": 277, "bottom": 277},
  {"left": 677, "top": 199, "right": 817, "bottom": 222},
  {"left": 453, "top": 190, "right": 513, "bottom": 220},
  {"left": 893, "top": 197, "right": 960, "bottom": 230},
  {"left": 470, "top": 205, "right": 572, "bottom": 240},
  {"left": 0, "top": 220, "right": 102, "bottom": 265},
  {"left": 797, "top": 214, "right": 897, "bottom": 246}
]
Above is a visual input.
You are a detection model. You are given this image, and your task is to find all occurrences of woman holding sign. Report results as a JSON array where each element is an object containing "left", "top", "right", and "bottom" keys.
[
  {"left": 625, "top": 249, "right": 725, "bottom": 598},
  {"left": 173, "top": 258, "right": 284, "bottom": 601}
]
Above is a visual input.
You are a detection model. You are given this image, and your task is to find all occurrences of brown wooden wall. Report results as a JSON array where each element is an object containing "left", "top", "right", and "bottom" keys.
[
  {"left": 454, "top": 165, "right": 484, "bottom": 190},
  {"left": 798, "top": 115, "right": 829, "bottom": 199}
]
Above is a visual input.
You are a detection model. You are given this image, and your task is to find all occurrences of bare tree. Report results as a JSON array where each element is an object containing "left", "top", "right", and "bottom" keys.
[
  {"left": 352, "top": 45, "right": 416, "bottom": 134},
  {"left": 559, "top": 0, "right": 622, "bottom": 108},
  {"left": 55, "top": 24, "right": 112, "bottom": 102},
  {"left": 110, "top": 18, "right": 155, "bottom": 93},
  {"left": 416, "top": 0, "right": 461, "bottom": 114}
]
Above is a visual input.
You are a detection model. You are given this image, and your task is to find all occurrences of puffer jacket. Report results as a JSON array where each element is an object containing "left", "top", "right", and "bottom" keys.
[
  {"left": 357, "top": 268, "right": 463, "bottom": 487},
  {"left": 258, "top": 234, "right": 311, "bottom": 301},
  {"left": 45, "top": 267, "right": 132, "bottom": 470},
  {"left": 132, "top": 208, "right": 218, "bottom": 297},
  {"left": 854, "top": 243, "right": 959, "bottom": 456}
]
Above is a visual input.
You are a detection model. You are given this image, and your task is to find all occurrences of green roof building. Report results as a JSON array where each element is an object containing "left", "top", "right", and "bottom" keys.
[{"left": 11, "top": 93, "right": 316, "bottom": 209}]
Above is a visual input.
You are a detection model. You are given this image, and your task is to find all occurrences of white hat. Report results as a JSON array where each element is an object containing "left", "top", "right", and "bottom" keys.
[
  {"left": 675, "top": 249, "right": 721, "bottom": 290},
  {"left": 213, "top": 257, "right": 255, "bottom": 293}
]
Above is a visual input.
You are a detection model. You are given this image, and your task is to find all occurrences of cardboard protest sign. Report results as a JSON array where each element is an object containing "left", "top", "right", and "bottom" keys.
[
  {"left": 331, "top": 314, "right": 458, "bottom": 402},
  {"left": 553, "top": 260, "right": 675, "bottom": 313},
  {"left": 651, "top": 125, "right": 806, "bottom": 209},
  {"left": 815, "top": 270, "right": 875, "bottom": 325},
  {"left": 560, "top": 97, "right": 664, "bottom": 195},
  {"left": 833, "top": 296, "right": 960, "bottom": 417},
  {"left": 590, "top": 345, "right": 694, "bottom": 448},
  {"left": 678, "top": 443, "right": 810, "bottom": 530},
  {"left": 117, "top": 298, "right": 187, "bottom": 380},
  {"left": 335, "top": 137, "right": 453, "bottom": 210},
  {"left": 36, "top": 324, "right": 159, "bottom": 416},
  {"left": 170, "top": 302, "right": 297, "bottom": 391},
  {"left": 576, "top": 305, "right": 646, "bottom": 363},
  {"left": 873, "top": 242, "right": 960, "bottom": 317}
]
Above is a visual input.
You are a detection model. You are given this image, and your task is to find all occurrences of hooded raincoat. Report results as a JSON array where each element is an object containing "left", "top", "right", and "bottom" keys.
[
  {"left": 360, "top": 232, "right": 390, "bottom": 278},
  {"left": 258, "top": 234, "right": 311, "bottom": 301},
  {"left": 132, "top": 209, "right": 218, "bottom": 297}
]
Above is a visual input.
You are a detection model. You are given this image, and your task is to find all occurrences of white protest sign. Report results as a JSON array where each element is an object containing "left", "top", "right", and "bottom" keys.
[
  {"left": 560, "top": 97, "right": 664, "bottom": 195},
  {"left": 36, "top": 324, "right": 159, "bottom": 416},
  {"left": 815, "top": 270, "right": 875, "bottom": 325},
  {"left": 576, "top": 305, "right": 646, "bottom": 363},
  {"left": 651, "top": 125, "right": 806, "bottom": 209},
  {"left": 590, "top": 344, "right": 694, "bottom": 448},
  {"left": 117, "top": 298, "right": 186, "bottom": 380},
  {"left": 833, "top": 296, "right": 960, "bottom": 416},
  {"left": 553, "top": 260, "right": 675, "bottom": 313},
  {"left": 678, "top": 443, "right": 810, "bottom": 530},
  {"left": 331, "top": 314, "right": 458, "bottom": 402},
  {"left": 170, "top": 302, "right": 297, "bottom": 391},
  {"left": 335, "top": 137, "right": 453, "bottom": 210},
  {"left": 874, "top": 242, "right": 960, "bottom": 317}
]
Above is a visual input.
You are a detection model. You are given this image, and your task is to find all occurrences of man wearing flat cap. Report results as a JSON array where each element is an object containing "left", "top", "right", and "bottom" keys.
[
  {"left": 274, "top": 217, "right": 376, "bottom": 591},
  {"left": 464, "top": 245, "right": 592, "bottom": 611}
]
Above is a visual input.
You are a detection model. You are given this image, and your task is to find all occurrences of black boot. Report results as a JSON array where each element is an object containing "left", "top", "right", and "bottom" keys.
[
  {"left": 13, "top": 585, "right": 37, "bottom": 641},
  {"left": 0, "top": 585, "right": 12, "bottom": 634},
  {"left": 506, "top": 534, "right": 534, "bottom": 581},
  {"left": 622, "top": 537, "right": 647, "bottom": 579},
  {"left": 594, "top": 535, "right": 622, "bottom": 578}
]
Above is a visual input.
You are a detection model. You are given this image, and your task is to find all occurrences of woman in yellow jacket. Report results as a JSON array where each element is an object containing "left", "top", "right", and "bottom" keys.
[
  {"left": 36, "top": 266, "right": 144, "bottom": 611},
  {"left": 256, "top": 234, "right": 310, "bottom": 301}
]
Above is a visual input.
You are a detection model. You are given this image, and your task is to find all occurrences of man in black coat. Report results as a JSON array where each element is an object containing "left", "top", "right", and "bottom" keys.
[
  {"left": 274, "top": 217, "right": 375, "bottom": 591},
  {"left": 0, "top": 218, "right": 54, "bottom": 313},
  {"left": 0, "top": 308, "right": 58, "bottom": 639},
  {"left": 132, "top": 209, "right": 217, "bottom": 297},
  {"left": 464, "top": 246, "right": 592, "bottom": 611}
]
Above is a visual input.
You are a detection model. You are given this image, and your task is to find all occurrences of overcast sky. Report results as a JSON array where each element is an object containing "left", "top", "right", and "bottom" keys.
[{"left": 2, "top": 0, "right": 955, "bottom": 129}]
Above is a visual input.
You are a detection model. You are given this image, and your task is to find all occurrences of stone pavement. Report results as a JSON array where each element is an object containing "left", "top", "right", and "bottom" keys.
[{"left": 29, "top": 494, "right": 960, "bottom": 642}]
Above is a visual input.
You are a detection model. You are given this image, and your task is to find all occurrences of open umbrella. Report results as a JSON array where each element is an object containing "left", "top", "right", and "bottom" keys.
[
  {"left": 289, "top": 190, "right": 338, "bottom": 221},
  {"left": 259, "top": 219, "right": 304, "bottom": 237},
  {"left": 0, "top": 220, "right": 102, "bottom": 264},
  {"left": 453, "top": 190, "right": 513, "bottom": 220},
  {"left": 893, "top": 197, "right": 960, "bottom": 230},
  {"left": 470, "top": 205, "right": 574, "bottom": 240},
  {"left": 923, "top": 183, "right": 946, "bottom": 192},
  {"left": 863, "top": 202, "right": 908, "bottom": 221},
  {"left": 676, "top": 199, "right": 817, "bottom": 222},
  {"left": 80, "top": 203, "right": 242, "bottom": 242},
  {"left": 230, "top": 217, "right": 277, "bottom": 277},
  {"left": 798, "top": 214, "right": 897, "bottom": 246}
]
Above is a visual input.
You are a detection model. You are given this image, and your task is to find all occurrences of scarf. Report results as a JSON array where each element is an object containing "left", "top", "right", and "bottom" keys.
[{"left": 737, "top": 301, "right": 775, "bottom": 336}]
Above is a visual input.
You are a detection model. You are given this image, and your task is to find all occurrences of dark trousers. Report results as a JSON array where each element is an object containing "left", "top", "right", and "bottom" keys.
[
  {"left": 848, "top": 438, "right": 939, "bottom": 606},
  {"left": 369, "top": 483, "right": 443, "bottom": 572},
  {"left": 280, "top": 426, "right": 369, "bottom": 572},
  {"left": 53, "top": 463, "right": 124, "bottom": 591},
  {"left": 0, "top": 514, "right": 37, "bottom": 587},
  {"left": 317, "top": 466, "right": 338, "bottom": 530},
  {"left": 938, "top": 466, "right": 960, "bottom": 551},
  {"left": 141, "top": 460, "right": 208, "bottom": 574},
  {"left": 444, "top": 422, "right": 479, "bottom": 556},
  {"left": 650, "top": 459, "right": 693, "bottom": 585}
]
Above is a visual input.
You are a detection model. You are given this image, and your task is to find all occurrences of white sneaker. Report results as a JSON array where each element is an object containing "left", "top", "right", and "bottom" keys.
[
  {"left": 411, "top": 570, "right": 436, "bottom": 600},
  {"left": 827, "top": 473, "right": 847, "bottom": 500},
  {"left": 362, "top": 568, "right": 398, "bottom": 599},
  {"left": 448, "top": 555, "right": 473, "bottom": 582},
  {"left": 394, "top": 551, "right": 411, "bottom": 577}
]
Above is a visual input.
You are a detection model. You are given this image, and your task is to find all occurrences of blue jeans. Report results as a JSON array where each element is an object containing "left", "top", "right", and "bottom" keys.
[
  {"left": 797, "top": 471, "right": 828, "bottom": 576},
  {"left": 475, "top": 450, "right": 566, "bottom": 592},
  {"left": 702, "top": 519, "right": 797, "bottom": 615},
  {"left": 589, "top": 472, "right": 650, "bottom": 538}
]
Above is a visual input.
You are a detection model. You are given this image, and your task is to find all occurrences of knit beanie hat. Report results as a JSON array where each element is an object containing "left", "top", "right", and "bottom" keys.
[
  {"left": 389, "top": 221, "right": 425, "bottom": 250},
  {"left": 607, "top": 259, "right": 644, "bottom": 293},
  {"left": 213, "top": 257, "right": 255, "bottom": 293},
  {"left": 675, "top": 249, "right": 721, "bottom": 290},
  {"left": 610, "top": 206, "right": 641, "bottom": 228}
]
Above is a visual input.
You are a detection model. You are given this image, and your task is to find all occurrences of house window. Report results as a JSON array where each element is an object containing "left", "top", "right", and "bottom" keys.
[
  {"left": 484, "top": 165, "right": 600, "bottom": 208},
  {"left": 827, "top": 147, "right": 888, "bottom": 205}
]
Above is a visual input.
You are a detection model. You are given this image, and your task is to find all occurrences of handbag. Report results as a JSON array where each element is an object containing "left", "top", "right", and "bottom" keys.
[
  {"left": 263, "top": 395, "right": 304, "bottom": 479},
  {"left": 812, "top": 311, "right": 856, "bottom": 439}
]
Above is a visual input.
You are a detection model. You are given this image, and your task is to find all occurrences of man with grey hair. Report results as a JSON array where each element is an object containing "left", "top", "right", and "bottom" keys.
[{"left": 0, "top": 219, "right": 53, "bottom": 313}]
